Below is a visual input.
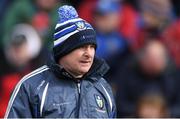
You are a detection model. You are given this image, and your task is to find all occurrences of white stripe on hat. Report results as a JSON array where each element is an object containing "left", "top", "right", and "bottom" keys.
[
  {"left": 55, "top": 18, "right": 83, "bottom": 28},
  {"left": 54, "top": 24, "right": 76, "bottom": 35},
  {"left": 54, "top": 29, "right": 79, "bottom": 46},
  {"left": 54, "top": 26, "right": 94, "bottom": 46}
]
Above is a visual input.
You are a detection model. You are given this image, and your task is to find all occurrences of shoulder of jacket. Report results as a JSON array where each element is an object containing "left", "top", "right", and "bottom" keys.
[
  {"left": 98, "top": 77, "right": 114, "bottom": 95},
  {"left": 98, "top": 78, "right": 110, "bottom": 87},
  {"left": 18, "top": 65, "right": 50, "bottom": 87}
]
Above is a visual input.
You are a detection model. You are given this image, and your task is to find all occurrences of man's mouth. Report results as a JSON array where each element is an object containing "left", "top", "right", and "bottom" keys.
[{"left": 79, "top": 60, "right": 91, "bottom": 64}]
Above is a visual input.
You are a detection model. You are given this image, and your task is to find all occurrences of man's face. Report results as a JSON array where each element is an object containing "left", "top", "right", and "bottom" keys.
[
  {"left": 59, "top": 44, "right": 95, "bottom": 78},
  {"left": 139, "top": 41, "right": 167, "bottom": 75}
]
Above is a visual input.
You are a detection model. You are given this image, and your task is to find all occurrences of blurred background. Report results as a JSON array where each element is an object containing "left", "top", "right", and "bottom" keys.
[{"left": 1, "top": 0, "right": 180, "bottom": 118}]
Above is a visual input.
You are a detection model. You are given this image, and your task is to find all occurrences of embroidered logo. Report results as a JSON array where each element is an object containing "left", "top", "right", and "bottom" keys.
[
  {"left": 94, "top": 94, "right": 104, "bottom": 109},
  {"left": 75, "top": 21, "right": 86, "bottom": 31}
]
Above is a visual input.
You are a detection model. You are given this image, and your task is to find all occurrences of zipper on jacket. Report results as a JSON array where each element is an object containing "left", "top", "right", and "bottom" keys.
[
  {"left": 77, "top": 82, "right": 81, "bottom": 94},
  {"left": 76, "top": 80, "right": 81, "bottom": 118}
]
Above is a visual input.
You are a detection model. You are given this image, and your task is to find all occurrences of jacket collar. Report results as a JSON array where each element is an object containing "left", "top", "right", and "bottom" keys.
[
  {"left": 86, "top": 56, "right": 109, "bottom": 79},
  {"left": 47, "top": 56, "right": 109, "bottom": 81}
]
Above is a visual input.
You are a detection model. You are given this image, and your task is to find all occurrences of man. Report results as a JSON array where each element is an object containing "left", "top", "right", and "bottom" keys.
[
  {"left": 5, "top": 5, "right": 116, "bottom": 118},
  {"left": 116, "top": 39, "right": 180, "bottom": 117}
]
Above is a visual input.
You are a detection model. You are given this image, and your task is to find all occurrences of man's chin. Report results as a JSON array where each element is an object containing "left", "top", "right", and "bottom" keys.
[{"left": 78, "top": 68, "right": 90, "bottom": 75}]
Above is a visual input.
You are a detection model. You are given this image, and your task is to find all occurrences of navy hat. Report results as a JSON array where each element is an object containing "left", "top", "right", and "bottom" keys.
[{"left": 53, "top": 5, "right": 97, "bottom": 62}]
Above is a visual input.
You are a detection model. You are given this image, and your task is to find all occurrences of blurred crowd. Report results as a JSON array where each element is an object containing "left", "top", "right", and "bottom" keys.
[{"left": 1, "top": 0, "right": 180, "bottom": 118}]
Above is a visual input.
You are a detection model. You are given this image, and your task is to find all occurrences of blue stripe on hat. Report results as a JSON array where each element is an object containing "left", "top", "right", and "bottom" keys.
[
  {"left": 54, "top": 20, "right": 83, "bottom": 33},
  {"left": 54, "top": 25, "right": 77, "bottom": 40},
  {"left": 55, "top": 22, "right": 75, "bottom": 33}
]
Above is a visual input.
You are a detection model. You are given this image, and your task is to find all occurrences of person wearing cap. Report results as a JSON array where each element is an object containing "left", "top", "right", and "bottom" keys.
[{"left": 5, "top": 5, "right": 116, "bottom": 118}]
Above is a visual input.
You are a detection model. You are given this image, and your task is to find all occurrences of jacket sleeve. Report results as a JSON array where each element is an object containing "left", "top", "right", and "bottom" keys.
[
  {"left": 101, "top": 79, "right": 117, "bottom": 118},
  {"left": 110, "top": 99, "right": 117, "bottom": 118},
  {"left": 109, "top": 86, "right": 117, "bottom": 118},
  {"left": 4, "top": 82, "right": 33, "bottom": 118}
]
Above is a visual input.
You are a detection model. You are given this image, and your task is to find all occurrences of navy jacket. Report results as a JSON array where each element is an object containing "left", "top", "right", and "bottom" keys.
[{"left": 5, "top": 57, "right": 116, "bottom": 118}]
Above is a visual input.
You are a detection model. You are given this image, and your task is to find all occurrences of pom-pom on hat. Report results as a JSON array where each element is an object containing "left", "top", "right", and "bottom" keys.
[{"left": 53, "top": 5, "right": 97, "bottom": 62}]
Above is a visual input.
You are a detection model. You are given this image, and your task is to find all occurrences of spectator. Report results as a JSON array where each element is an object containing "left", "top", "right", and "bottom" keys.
[
  {"left": 136, "top": 92, "right": 169, "bottom": 118},
  {"left": 138, "top": 0, "right": 174, "bottom": 31},
  {"left": 129, "top": 0, "right": 175, "bottom": 53},
  {"left": 162, "top": 19, "right": 180, "bottom": 68},
  {"left": 78, "top": 0, "right": 140, "bottom": 53},
  {"left": 92, "top": 0, "right": 131, "bottom": 93},
  {"left": 2, "top": 0, "right": 60, "bottom": 50},
  {"left": 0, "top": 24, "right": 50, "bottom": 118},
  {"left": 0, "top": 0, "right": 14, "bottom": 48},
  {"left": 116, "top": 39, "right": 180, "bottom": 117}
]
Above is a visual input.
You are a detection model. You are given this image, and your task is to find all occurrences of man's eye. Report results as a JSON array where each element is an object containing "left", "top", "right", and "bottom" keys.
[
  {"left": 90, "top": 45, "right": 95, "bottom": 48},
  {"left": 79, "top": 44, "right": 95, "bottom": 49}
]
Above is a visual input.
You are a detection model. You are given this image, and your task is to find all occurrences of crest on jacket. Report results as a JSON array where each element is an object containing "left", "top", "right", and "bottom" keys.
[{"left": 94, "top": 94, "right": 104, "bottom": 109}]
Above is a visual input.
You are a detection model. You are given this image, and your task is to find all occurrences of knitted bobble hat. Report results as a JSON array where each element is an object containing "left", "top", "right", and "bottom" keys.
[{"left": 53, "top": 5, "right": 97, "bottom": 62}]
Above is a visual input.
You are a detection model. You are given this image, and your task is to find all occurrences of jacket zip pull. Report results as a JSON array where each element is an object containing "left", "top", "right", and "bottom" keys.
[
  {"left": 75, "top": 81, "right": 81, "bottom": 118},
  {"left": 77, "top": 82, "right": 81, "bottom": 94}
]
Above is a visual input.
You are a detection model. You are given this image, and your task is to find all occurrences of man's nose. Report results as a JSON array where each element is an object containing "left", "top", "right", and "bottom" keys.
[
  {"left": 84, "top": 46, "right": 93, "bottom": 57},
  {"left": 84, "top": 50, "right": 91, "bottom": 57}
]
